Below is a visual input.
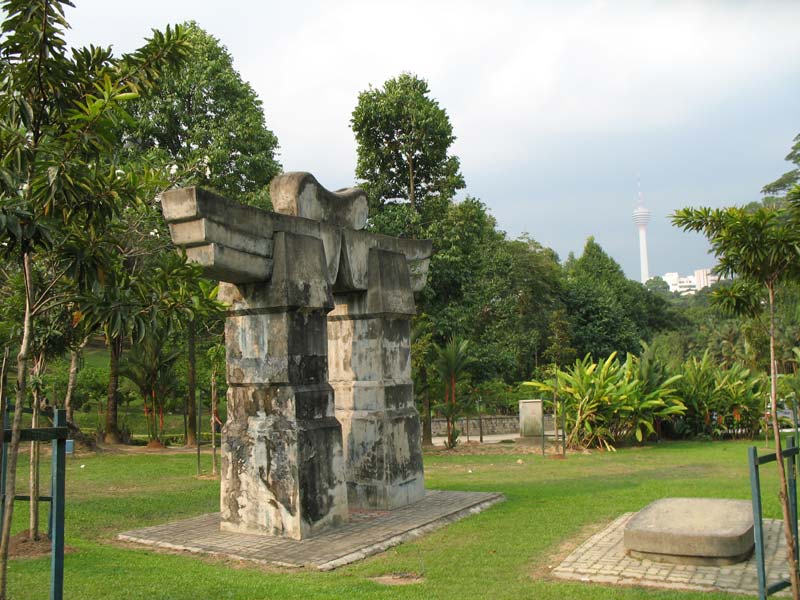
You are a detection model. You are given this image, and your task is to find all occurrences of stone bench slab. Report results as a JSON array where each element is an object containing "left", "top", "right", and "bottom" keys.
[{"left": 624, "top": 497, "right": 754, "bottom": 565}]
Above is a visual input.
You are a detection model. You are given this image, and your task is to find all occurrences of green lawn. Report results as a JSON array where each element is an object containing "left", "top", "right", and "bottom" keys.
[{"left": 5, "top": 439, "right": 785, "bottom": 599}]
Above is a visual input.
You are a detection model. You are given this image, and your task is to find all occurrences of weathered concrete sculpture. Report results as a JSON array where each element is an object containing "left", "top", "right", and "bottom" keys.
[{"left": 161, "top": 172, "right": 431, "bottom": 538}]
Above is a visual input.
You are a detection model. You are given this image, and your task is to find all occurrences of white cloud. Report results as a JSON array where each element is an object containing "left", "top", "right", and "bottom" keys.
[{"left": 65, "top": 1, "right": 800, "bottom": 171}]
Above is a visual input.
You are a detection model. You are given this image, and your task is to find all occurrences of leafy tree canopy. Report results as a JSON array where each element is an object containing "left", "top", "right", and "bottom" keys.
[
  {"left": 673, "top": 206, "right": 800, "bottom": 288},
  {"left": 122, "top": 22, "right": 281, "bottom": 209},
  {"left": 564, "top": 238, "right": 674, "bottom": 358},
  {"left": 762, "top": 132, "right": 800, "bottom": 200},
  {"left": 672, "top": 201, "right": 800, "bottom": 596},
  {"left": 351, "top": 72, "right": 464, "bottom": 235},
  {"left": 645, "top": 276, "right": 671, "bottom": 295}
]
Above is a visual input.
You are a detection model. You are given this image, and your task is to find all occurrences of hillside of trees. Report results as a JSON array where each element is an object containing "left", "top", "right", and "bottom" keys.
[{"left": 2, "top": 5, "right": 800, "bottom": 453}]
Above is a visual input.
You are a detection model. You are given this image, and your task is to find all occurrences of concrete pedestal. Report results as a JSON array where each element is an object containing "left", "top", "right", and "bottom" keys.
[
  {"left": 329, "top": 249, "right": 425, "bottom": 509},
  {"left": 218, "top": 232, "right": 348, "bottom": 539},
  {"left": 624, "top": 498, "right": 754, "bottom": 565},
  {"left": 519, "top": 399, "right": 544, "bottom": 437}
]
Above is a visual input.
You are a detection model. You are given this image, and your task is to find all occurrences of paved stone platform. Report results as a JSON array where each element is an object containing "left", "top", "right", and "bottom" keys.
[
  {"left": 554, "top": 513, "right": 790, "bottom": 596},
  {"left": 118, "top": 490, "right": 503, "bottom": 571}
]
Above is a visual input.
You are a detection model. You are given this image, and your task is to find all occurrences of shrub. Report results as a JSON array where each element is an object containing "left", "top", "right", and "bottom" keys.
[
  {"left": 525, "top": 353, "right": 685, "bottom": 450},
  {"left": 671, "top": 352, "right": 765, "bottom": 439}
]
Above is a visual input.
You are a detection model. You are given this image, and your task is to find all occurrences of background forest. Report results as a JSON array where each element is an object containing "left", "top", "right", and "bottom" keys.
[{"left": 1, "top": 14, "right": 800, "bottom": 453}]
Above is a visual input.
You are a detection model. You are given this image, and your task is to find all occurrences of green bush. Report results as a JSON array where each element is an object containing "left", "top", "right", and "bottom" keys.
[
  {"left": 525, "top": 352, "right": 685, "bottom": 450},
  {"left": 670, "top": 351, "right": 765, "bottom": 439},
  {"left": 74, "top": 365, "right": 110, "bottom": 412}
]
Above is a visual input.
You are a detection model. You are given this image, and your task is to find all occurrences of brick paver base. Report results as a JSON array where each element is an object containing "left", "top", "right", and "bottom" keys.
[
  {"left": 553, "top": 513, "right": 790, "bottom": 596},
  {"left": 118, "top": 490, "right": 503, "bottom": 570}
]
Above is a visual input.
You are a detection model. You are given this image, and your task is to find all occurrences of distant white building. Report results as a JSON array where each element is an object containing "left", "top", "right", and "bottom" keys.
[{"left": 662, "top": 268, "right": 719, "bottom": 295}]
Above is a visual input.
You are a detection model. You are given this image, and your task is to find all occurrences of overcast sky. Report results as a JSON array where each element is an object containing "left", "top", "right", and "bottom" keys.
[{"left": 63, "top": 0, "right": 800, "bottom": 280}]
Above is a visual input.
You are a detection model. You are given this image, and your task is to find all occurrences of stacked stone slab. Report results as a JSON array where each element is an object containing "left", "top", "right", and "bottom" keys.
[
  {"left": 328, "top": 247, "right": 424, "bottom": 509},
  {"left": 161, "top": 172, "right": 431, "bottom": 538}
]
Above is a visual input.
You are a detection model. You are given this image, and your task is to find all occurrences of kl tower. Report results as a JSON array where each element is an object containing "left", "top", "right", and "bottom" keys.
[{"left": 633, "top": 188, "right": 651, "bottom": 284}]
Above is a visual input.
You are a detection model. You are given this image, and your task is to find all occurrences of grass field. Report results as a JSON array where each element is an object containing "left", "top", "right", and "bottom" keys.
[{"left": 4, "top": 439, "right": 787, "bottom": 599}]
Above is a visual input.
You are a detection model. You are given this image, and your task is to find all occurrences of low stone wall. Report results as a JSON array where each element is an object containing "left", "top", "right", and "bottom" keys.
[{"left": 430, "top": 416, "right": 518, "bottom": 436}]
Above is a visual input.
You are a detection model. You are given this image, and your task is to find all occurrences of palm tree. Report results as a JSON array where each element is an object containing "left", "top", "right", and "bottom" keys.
[
  {"left": 207, "top": 342, "right": 226, "bottom": 475},
  {"left": 121, "top": 330, "right": 181, "bottom": 445},
  {"left": 82, "top": 272, "right": 151, "bottom": 444},
  {"left": 674, "top": 203, "right": 800, "bottom": 599},
  {"left": 434, "top": 337, "right": 475, "bottom": 448}
]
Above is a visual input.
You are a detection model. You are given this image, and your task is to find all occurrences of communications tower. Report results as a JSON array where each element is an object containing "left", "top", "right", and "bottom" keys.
[{"left": 633, "top": 186, "right": 651, "bottom": 284}]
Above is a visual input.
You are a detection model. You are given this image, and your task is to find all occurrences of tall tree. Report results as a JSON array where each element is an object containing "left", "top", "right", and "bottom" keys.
[
  {"left": 0, "top": 0, "right": 188, "bottom": 593},
  {"left": 563, "top": 238, "right": 673, "bottom": 359},
  {"left": 762, "top": 133, "right": 800, "bottom": 203},
  {"left": 434, "top": 337, "right": 475, "bottom": 448},
  {"left": 121, "top": 328, "right": 181, "bottom": 444},
  {"left": 82, "top": 269, "right": 150, "bottom": 443},
  {"left": 123, "top": 22, "right": 278, "bottom": 443},
  {"left": 673, "top": 204, "right": 800, "bottom": 600},
  {"left": 417, "top": 198, "right": 566, "bottom": 393},
  {"left": 123, "top": 21, "right": 281, "bottom": 209},
  {"left": 207, "top": 342, "right": 225, "bottom": 475},
  {"left": 351, "top": 72, "right": 465, "bottom": 237}
]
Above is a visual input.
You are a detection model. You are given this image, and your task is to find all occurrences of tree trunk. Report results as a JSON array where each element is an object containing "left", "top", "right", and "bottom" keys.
[
  {"left": 446, "top": 379, "right": 457, "bottom": 448},
  {"left": 450, "top": 374, "right": 457, "bottom": 448},
  {"left": 28, "top": 352, "right": 45, "bottom": 541},
  {"left": 767, "top": 284, "right": 800, "bottom": 600},
  {"left": 0, "top": 252, "right": 34, "bottom": 599},
  {"left": 407, "top": 157, "right": 415, "bottom": 215},
  {"left": 0, "top": 348, "right": 6, "bottom": 399},
  {"left": 64, "top": 337, "right": 88, "bottom": 426},
  {"left": 478, "top": 399, "right": 484, "bottom": 443},
  {"left": 143, "top": 393, "right": 153, "bottom": 441},
  {"left": 104, "top": 335, "right": 123, "bottom": 444},
  {"left": 444, "top": 384, "right": 451, "bottom": 448},
  {"left": 210, "top": 366, "right": 218, "bottom": 476},
  {"left": 186, "top": 320, "right": 197, "bottom": 446},
  {"left": 0, "top": 348, "right": 7, "bottom": 419},
  {"left": 0, "top": 349, "right": 7, "bottom": 530},
  {"left": 421, "top": 367, "right": 433, "bottom": 446},
  {"left": 28, "top": 397, "right": 39, "bottom": 541}
]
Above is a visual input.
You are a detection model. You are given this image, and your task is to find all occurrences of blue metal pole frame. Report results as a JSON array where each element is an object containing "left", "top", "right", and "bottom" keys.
[
  {"left": 789, "top": 438, "right": 799, "bottom": 567},
  {"left": 749, "top": 437, "right": 800, "bottom": 599},
  {"left": 749, "top": 446, "right": 767, "bottom": 600},
  {"left": 50, "top": 409, "right": 66, "bottom": 600}
]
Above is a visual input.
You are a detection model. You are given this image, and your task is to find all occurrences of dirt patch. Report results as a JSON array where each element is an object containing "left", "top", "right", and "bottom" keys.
[
  {"left": 94, "top": 443, "right": 219, "bottom": 456},
  {"left": 530, "top": 519, "right": 613, "bottom": 581},
  {"left": 370, "top": 572, "right": 424, "bottom": 586},
  {"left": 425, "top": 441, "right": 586, "bottom": 457},
  {"left": 8, "top": 531, "right": 76, "bottom": 560}
]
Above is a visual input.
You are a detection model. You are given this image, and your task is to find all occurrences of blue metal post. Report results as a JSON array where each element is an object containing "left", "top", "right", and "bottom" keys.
[
  {"left": 750, "top": 446, "right": 767, "bottom": 600},
  {"left": 48, "top": 409, "right": 54, "bottom": 540},
  {"left": 50, "top": 409, "right": 65, "bottom": 600}
]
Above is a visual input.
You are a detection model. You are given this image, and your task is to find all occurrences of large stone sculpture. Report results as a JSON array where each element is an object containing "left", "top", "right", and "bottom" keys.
[{"left": 161, "top": 173, "right": 431, "bottom": 539}]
